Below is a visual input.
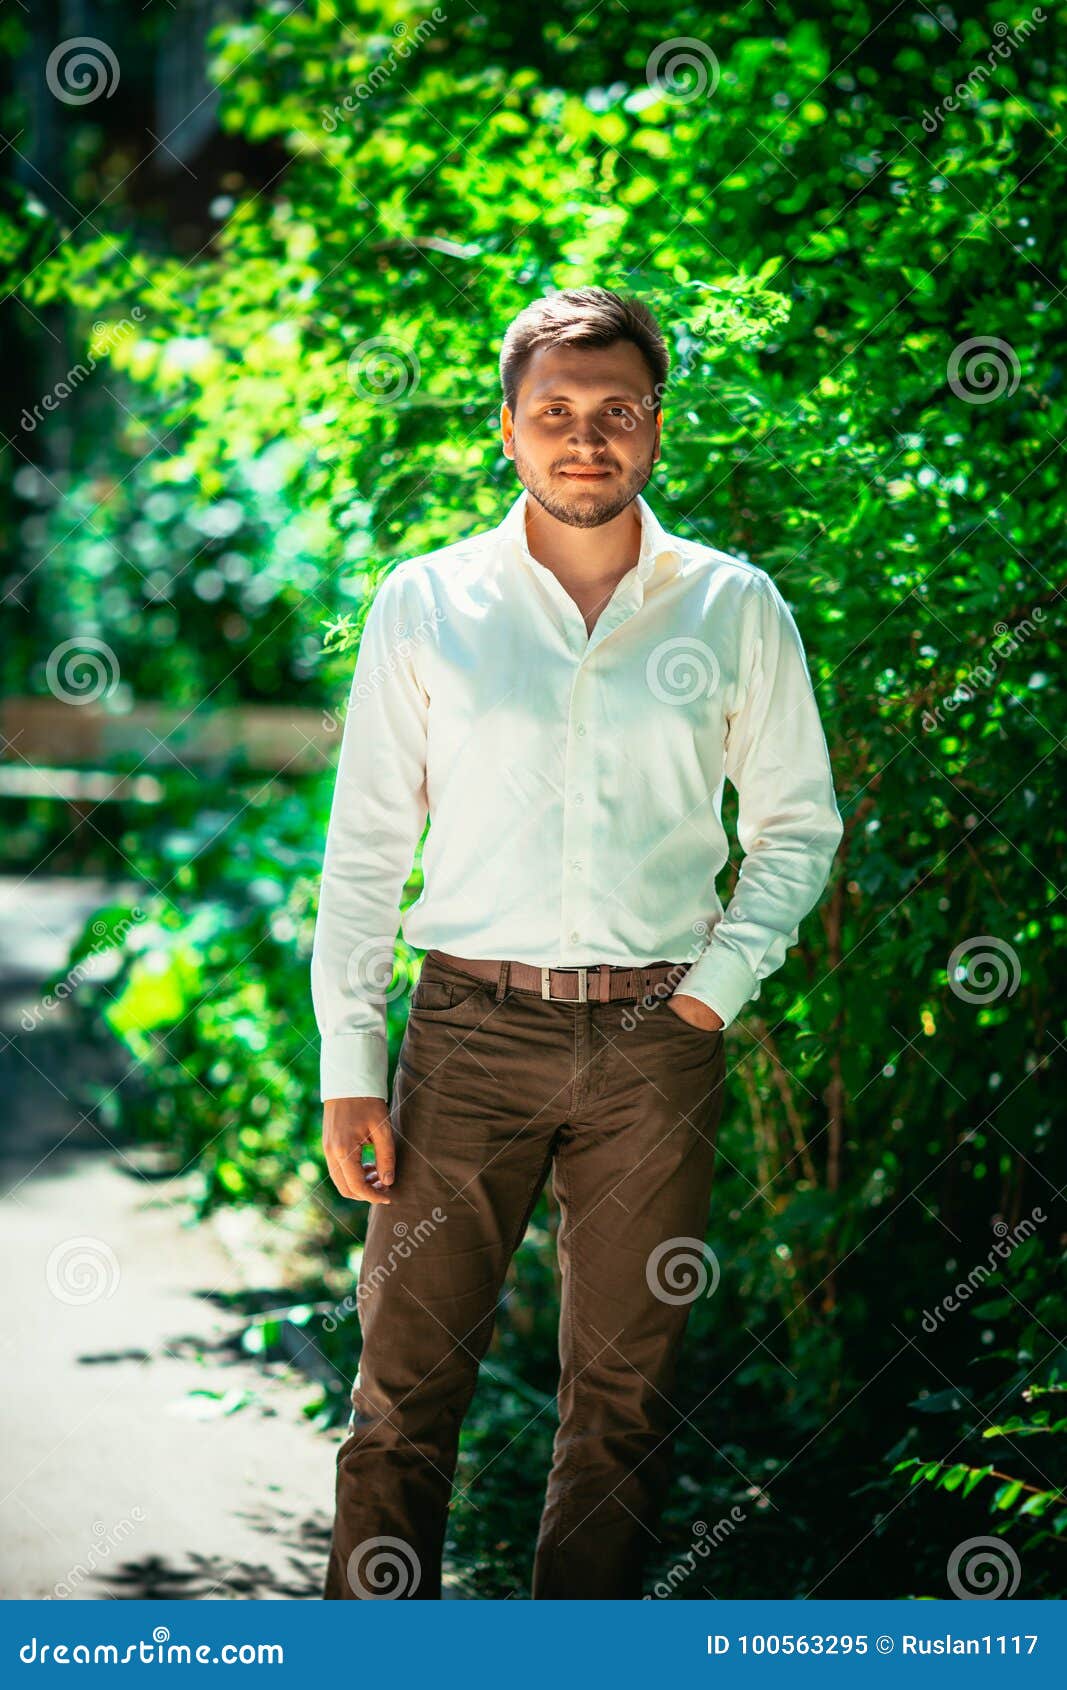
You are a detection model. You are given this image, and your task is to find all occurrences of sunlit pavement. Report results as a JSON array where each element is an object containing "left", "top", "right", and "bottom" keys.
[{"left": 0, "top": 878, "right": 334, "bottom": 1599}]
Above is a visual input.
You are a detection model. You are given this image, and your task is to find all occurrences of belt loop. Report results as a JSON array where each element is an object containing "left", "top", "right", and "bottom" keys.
[{"left": 495, "top": 959, "right": 510, "bottom": 1001}]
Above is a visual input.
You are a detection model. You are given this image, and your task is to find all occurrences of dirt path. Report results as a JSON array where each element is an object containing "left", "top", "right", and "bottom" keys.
[{"left": 0, "top": 878, "right": 335, "bottom": 1599}]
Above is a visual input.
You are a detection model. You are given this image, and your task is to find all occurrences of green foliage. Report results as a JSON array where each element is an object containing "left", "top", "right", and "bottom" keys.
[{"left": 874, "top": 1234, "right": 1067, "bottom": 1598}]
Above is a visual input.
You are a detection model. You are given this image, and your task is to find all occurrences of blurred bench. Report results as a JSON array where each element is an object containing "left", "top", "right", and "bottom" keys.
[{"left": 0, "top": 698, "right": 339, "bottom": 803}]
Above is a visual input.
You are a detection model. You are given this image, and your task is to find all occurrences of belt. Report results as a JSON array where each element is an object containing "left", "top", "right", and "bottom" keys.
[{"left": 428, "top": 949, "right": 692, "bottom": 1005}]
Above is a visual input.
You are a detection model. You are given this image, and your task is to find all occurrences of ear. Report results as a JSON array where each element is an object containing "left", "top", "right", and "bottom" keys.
[
  {"left": 500, "top": 400, "right": 515, "bottom": 459},
  {"left": 652, "top": 408, "right": 663, "bottom": 464}
]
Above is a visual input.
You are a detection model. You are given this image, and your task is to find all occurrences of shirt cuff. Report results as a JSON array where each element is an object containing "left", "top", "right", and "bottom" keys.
[
  {"left": 320, "top": 1029, "right": 389, "bottom": 1103},
  {"left": 669, "top": 944, "right": 758, "bottom": 1030}
]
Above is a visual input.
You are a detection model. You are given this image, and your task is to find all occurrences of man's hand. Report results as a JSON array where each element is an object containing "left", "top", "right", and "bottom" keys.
[
  {"left": 667, "top": 993, "right": 725, "bottom": 1032},
  {"left": 322, "top": 1096, "right": 395, "bottom": 1203}
]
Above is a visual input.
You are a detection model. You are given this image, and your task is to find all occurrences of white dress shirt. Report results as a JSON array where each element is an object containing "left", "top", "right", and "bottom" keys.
[{"left": 311, "top": 485, "right": 844, "bottom": 1102}]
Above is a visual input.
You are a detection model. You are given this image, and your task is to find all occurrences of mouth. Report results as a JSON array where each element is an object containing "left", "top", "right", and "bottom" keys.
[{"left": 559, "top": 467, "right": 614, "bottom": 481}]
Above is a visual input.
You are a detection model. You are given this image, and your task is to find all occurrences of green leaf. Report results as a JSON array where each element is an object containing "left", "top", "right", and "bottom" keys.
[
  {"left": 940, "top": 1464, "right": 971, "bottom": 1491},
  {"left": 993, "top": 1480, "right": 1024, "bottom": 1511}
]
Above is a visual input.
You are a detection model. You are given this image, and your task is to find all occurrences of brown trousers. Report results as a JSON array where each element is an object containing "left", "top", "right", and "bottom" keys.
[{"left": 323, "top": 949, "right": 727, "bottom": 1600}]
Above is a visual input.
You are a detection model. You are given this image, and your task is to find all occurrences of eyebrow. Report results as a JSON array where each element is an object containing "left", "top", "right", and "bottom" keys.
[{"left": 532, "top": 390, "right": 643, "bottom": 403}]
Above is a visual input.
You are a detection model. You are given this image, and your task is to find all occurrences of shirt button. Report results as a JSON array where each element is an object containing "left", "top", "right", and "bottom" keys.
[
  {"left": 569, "top": 929, "right": 581, "bottom": 942},
  {"left": 576, "top": 723, "right": 587, "bottom": 736},
  {"left": 571, "top": 860, "right": 582, "bottom": 871},
  {"left": 574, "top": 793, "right": 584, "bottom": 804}
]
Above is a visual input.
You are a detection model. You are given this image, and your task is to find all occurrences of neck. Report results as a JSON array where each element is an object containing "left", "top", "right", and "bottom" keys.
[{"left": 523, "top": 494, "right": 643, "bottom": 588}]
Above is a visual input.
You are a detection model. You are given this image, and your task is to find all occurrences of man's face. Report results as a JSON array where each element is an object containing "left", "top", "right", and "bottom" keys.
[{"left": 500, "top": 340, "right": 662, "bottom": 529}]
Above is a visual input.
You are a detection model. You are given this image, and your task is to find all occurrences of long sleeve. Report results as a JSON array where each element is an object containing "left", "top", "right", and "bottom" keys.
[
  {"left": 677, "top": 571, "right": 844, "bottom": 1027},
  {"left": 310, "top": 566, "right": 430, "bottom": 1102}
]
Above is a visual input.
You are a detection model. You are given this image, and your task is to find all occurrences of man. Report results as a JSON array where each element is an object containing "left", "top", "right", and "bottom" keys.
[{"left": 311, "top": 287, "right": 844, "bottom": 1600}]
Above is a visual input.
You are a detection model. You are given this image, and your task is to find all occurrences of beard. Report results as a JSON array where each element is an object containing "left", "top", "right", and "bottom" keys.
[{"left": 512, "top": 443, "right": 655, "bottom": 530}]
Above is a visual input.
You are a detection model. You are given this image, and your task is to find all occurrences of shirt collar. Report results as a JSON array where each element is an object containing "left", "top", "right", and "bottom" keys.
[{"left": 496, "top": 484, "right": 680, "bottom": 589}]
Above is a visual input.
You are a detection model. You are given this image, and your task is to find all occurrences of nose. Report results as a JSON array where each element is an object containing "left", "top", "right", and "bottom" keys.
[{"left": 567, "top": 416, "right": 608, "bottom": 451}]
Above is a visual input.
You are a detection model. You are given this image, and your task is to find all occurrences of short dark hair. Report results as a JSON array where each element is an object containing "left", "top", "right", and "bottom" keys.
[{"left": 499, "top": 287, "right": 670, "bottom": 415}]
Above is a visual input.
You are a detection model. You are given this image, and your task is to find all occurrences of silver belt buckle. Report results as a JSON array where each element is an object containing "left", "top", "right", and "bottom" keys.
[{"left": 541, "top": 965, "right": 588, "bottom": 1002}]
